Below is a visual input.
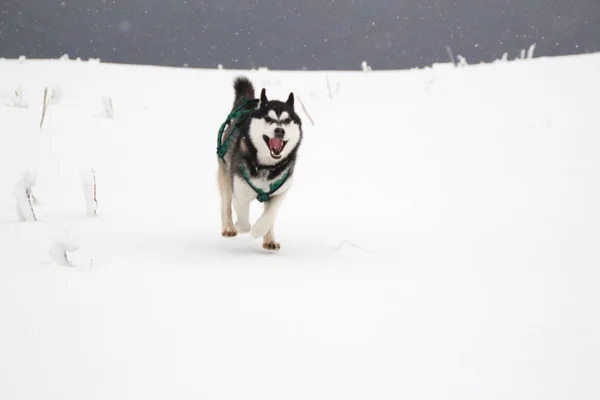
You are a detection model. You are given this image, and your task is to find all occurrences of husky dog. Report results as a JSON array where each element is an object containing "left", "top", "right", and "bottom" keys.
[{"left": 217, "top": 76, "right": 303, "bottom": 251}]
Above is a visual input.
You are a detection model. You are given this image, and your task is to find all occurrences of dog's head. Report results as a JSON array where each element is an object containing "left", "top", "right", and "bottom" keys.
[{"left": 248, "top": 88, "right": 302, "bottom": 166}]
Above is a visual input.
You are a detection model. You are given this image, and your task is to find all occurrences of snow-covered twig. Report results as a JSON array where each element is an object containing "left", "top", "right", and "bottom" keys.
[
  {"left": 13, "top": 170, "right": 38, "bottom": 222},
  {"left": 102, "top": 96, "right": 114, "bottom": 118},
  {"left": 81, "top": 168, "right": 98, "bottom": 216},
  {"left": 50, "top": 86, "right": 63, "bottom": 105},
  {"left": 50, "top": 231, "right": 80, "bottom": 267},
  {"left": 445, "top": 46, "right": 456, "bottom": 66},
  {"left": 39, "top": 87, "right": 50, "bottom": 129},
  {"left": 10, "top": 84, "right": 28, "bottom": 108},
  {"left": 297, "top": 95, "right": 315, "bottom": 126},
  {"left": 31, "top": 193, "right": 41, "bottom": 205},
  {"left": 325, "top": 74, "right": 340, "bottom": 99},
  {"left": 361, "top": 61, "right": 372, "bottom": 72},
  {"left": 326, "top": 73, "right": 333, "bottom": 99},
  {"left": 527, "top": 43, "right": 536, "bottom": 60}
]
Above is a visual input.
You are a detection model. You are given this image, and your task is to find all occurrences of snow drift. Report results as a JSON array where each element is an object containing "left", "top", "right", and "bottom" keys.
[{"left": 0, "top": 53, "right": 599, "bottom": 400}]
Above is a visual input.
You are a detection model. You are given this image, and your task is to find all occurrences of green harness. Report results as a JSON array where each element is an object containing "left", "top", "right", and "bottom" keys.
[
  {"left": 216, "top": 98, "right": 259, "bottom": 160},
  {"left": 217, "top": 98, "right": 291, "bottom": 203},
  {"left": 240, "top": 165, "right": 290, "bottom": 203}
]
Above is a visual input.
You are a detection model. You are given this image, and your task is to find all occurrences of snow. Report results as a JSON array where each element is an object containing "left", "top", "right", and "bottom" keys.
[
  {"left": 49, "top": 230, "right": 81, "bottom": 266},
  {"left": 1, "top": 53, "right": 600, "bottom": 399}
]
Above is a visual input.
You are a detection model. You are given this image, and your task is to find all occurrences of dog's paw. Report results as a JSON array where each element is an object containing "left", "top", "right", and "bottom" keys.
[
  {"left": 235, "top": 220, "right": 251, "bottom": 234},
  {"left": 251, "top": 217, "right": 271, "bottom": 239},
  {"left": 263, "top": 240, "right": 281, "bottom": 251},
  {"left": 221, "top": 224, "right": 238, "bottom": 238}
]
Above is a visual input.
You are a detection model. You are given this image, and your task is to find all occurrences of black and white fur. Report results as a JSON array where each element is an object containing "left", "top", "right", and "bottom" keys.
[{"left": 217, "top": 76, "right": 302, "bottom": 251}]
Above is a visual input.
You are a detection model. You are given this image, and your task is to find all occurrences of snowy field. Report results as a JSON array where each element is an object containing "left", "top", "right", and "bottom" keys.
[{"left": 1, "top": 53, "right": 599, "bottom": 399}]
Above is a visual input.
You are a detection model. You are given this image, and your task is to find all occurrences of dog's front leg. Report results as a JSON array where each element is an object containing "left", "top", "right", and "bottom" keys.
[
  {"left": 233, "top": 176, "right": 255, "bottom": 234},
  {"left": 251, "top": 193, "right": 286, "bottom": 240},
  {"left": 234, "top": 197, "right": 252, "bottom": 233},
  {"left": 218, "top": 161, "right": 237, "bottom": 237},
  {"left": 262, "top": 226, "right": 280, "bottom": 251}
]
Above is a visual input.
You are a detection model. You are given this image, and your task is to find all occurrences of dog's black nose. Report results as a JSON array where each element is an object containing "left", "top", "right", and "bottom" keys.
[{"left": 274, "top": 127, "right": 285, "bottom": 138}]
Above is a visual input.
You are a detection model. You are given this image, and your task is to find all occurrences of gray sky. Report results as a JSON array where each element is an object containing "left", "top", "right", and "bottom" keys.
[{"left": 1, "top": 0, "right": 599, "bottom": 70}]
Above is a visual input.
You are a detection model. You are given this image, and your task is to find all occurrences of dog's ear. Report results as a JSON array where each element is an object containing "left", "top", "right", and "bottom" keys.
[
  {"left": 260, "top": 88, "right": 268, "bottom": 106},
  {"left": 286, "top": 92, "right": 295, "bottom": 109}
]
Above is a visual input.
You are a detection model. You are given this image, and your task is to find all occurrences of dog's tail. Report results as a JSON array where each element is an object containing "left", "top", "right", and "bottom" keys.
[{"left": 233, "top": 76, "right": 255, "bottom": 106}]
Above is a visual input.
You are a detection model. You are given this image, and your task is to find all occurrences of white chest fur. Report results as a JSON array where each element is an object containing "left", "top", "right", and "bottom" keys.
[{"left": 233, "top": 169, "right": 293, "bottom": 203}]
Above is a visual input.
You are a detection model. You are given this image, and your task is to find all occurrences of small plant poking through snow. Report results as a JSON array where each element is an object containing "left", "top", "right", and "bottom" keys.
[
  {"left": 516, "top": 44, "right": 537, "bottom": 61},
  {"left": 10, "top": 84, "right": 28, "bottom": 108},
  {"left": 325, "top": 74, "right": 341, "bottom": 99},
  {"left": 13, "top": 170, "right": 38, "bottom": 222},
  {"left": 527, "top": 43, "right": 536, "bottom": 60},
  {"left": 361, "top": 61, "right": 372, "bottom": 72},
  {"left": 446, "top": 46, "right": 457, "bottom": 66},
  {"left": 81, "top": 168, "right": 98, "bottom": 216},
  {"left": 50, "top": 231, "right": 80, "bottom": 267},
  {"left": 50, "top": 86, "right": 63, "bottom": 104},
  {"left": 39, "top": 87, "right": 51, "bottom": 129},
  {"left": 102, "top": 96, "right": 114, "bottom": 118},
  {"left": 297, "top": 95, "right": 315, "bottom": 126}
]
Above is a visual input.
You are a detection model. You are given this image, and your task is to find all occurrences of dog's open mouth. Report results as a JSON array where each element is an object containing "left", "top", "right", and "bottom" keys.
[{"left": 263, "top": 135, "right": 287, "bottom": 159}]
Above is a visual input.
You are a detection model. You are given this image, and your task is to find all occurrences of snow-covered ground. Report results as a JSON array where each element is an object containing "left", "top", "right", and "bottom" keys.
[{"left": 1, "top": 54, "right": 599, "bottom": 399}]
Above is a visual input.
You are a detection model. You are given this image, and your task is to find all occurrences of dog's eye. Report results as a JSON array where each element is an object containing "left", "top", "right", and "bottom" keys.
[
  {"left": 283, "top": 118, "right": 291, "bottom": 125},
  {"left": 265, "top": 117, "right": 273, "bottom": 123}
]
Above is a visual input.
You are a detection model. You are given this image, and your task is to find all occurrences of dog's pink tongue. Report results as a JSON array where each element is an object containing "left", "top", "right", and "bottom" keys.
[{"left": 269, "top": 138, "right": 284, "bottom": 154}]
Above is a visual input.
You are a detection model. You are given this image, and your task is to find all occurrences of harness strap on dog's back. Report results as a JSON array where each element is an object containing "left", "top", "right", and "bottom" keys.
[
  {"left": 217, "top": 98, "right": 260, "bottom": 160},
  {"left": 240, "top": 164, "right": 290, "bottom": 203}
]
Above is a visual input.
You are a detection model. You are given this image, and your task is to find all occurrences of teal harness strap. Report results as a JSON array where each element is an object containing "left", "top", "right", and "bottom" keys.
[
  {"left": 217, "top": 98, "right": 260, "bottom": 160},
  {"left": 240, "top": 165, "right": 291, "bottom": 203}
]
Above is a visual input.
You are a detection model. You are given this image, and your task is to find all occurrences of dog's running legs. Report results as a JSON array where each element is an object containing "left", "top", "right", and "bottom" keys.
[{"left": 218, "top": 161, "right": 237, "bottom": 237}]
